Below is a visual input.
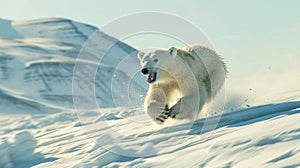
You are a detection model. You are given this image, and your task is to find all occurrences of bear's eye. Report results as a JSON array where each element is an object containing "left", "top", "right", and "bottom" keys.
[{"left": 153, "top": 58, "right": 159, "bottom": 62}]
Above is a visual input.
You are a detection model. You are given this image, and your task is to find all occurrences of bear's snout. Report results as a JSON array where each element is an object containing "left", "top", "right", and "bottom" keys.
[{"left": 141, "top": 68, "right": 149, "bottom": 75}]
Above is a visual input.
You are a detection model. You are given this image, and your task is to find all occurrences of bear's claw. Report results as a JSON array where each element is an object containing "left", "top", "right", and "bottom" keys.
[
  {"left": 155, "top": 117, "right": 165, "bottom": 123},
  {"left": 155, "top": 105, "right": 177, "bottom": 123},
  {"left": 164, "top": 105, "right": 176, "bottom": 118}
]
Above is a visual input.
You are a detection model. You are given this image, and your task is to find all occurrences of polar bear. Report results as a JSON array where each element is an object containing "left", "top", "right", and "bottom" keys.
[{"left": 138, "top": 45, "right": 227, "bottom": 124}]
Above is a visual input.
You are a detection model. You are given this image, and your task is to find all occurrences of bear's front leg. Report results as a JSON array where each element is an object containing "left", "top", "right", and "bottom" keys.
[
  {"left": 169, "top": 93, "right": 201, "bottom": 120},
  {"left": 144, "top": 87, "right": 170, "bottom": 124},
  {"left": 147, "top": 102, "right": 169, "bottom": 124}
]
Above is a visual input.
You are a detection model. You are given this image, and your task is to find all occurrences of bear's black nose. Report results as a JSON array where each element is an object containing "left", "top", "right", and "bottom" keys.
[{"left": 141, "top": 68, "right": 149, "bottom": 75}]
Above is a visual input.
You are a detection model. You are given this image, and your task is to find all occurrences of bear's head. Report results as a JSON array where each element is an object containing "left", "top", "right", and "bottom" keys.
[{"left": 138, "top": 47, "right": 178, "bottom": 84}]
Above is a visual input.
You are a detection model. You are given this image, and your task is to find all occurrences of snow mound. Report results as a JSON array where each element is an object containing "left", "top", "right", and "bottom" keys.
[{"left": 0, "top": 131, "right": 44, "bottom": 168}]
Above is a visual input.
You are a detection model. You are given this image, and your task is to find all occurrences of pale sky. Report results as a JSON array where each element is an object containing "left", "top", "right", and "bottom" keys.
[{"left": 1, "top": 0, "right": 300, "bottom": 78}]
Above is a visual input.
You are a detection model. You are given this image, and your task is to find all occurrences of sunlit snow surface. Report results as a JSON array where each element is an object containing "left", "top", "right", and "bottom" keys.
[{"left": 0, "top": 18, "right": 299, "bottom": 168}]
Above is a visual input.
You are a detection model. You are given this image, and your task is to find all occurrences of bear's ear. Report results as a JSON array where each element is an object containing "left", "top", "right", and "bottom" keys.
[
  {"left": 168, "top": 47, "right": 177, "bottom": 57},
  {"left": 138, "top": 51, "right": 145, "bottom": 60}
]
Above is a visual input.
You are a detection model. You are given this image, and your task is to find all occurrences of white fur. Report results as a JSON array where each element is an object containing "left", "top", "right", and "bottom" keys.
[{"left": 138, "top": 45, "right": 227, "bottom": 124}]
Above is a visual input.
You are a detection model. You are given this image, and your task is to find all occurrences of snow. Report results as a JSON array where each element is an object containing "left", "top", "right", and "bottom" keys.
[
  {"left": 0, "top": 18, "right": 22, "bottom": 39},
  {"left": 0, "top": 131, "right": 48, "bottom": 168},
  {"left": 0, "top": 101, "right": 299, "bottom": 167},
  {"left": 0, "top": 18, "right": 141, "bottom": 110},
  {"left": 0, "top": 18, "right": 299, "bottom": 167}
]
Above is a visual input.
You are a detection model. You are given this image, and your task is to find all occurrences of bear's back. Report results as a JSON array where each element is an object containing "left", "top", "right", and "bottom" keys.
[{"left": 179, "top": 45, "right": 227, "bottom": 97}]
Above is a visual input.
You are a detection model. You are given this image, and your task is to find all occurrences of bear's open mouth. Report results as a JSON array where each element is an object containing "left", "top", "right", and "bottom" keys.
[{"left": 147, "top": 72, "right": 157, "bottom": 83}]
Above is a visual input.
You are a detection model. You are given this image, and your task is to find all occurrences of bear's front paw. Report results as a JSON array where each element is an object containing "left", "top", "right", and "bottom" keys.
[
  {"left": 155, "top": 105, "right": 170, "bottom": 124},
  {"left": 159, "top": 105, "right": 176, "bottom": 118},
  {"left": 168, "top": 105, "right": 179, "bottom": 119},
  {"left": 155, "top": 114, "right": 168, "bottom": 124},
  {"left": 155, "top": 105, "right": 172, "bottom": 124}
]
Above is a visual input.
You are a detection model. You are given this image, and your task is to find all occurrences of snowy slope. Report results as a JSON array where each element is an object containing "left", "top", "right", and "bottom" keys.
[
  {"left": 0, "top": 19, "right": 22, "bottom": 38},
  {"left": 0, "top": 101, "right": 299, "bottom": 167},
  {"left": 0, "top": 17, "right": 299, "bottom": 168},
  {"left": 0, "top": 18, "right": 143, "bottom": 110}
]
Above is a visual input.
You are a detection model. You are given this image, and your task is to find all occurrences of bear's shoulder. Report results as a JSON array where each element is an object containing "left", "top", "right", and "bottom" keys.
[
  {"left": 179, "top": 45, "right": 222, "bottom": 63},
  {"left": 182, "top": 45, "right": 217, "bottom": 56},
  {"left": 176, "top": 45, "right": 208, "bottom": 61}
]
